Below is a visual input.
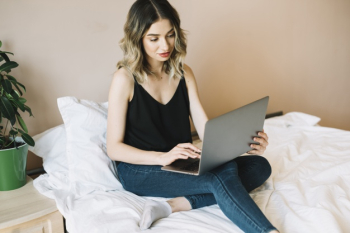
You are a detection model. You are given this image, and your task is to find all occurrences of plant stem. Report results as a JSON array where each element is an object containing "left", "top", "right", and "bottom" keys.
[
  {"left": 1, "top": 120, "right": 10, "bottom": 149},
  {"left": 3, "top": 120, "right": 9, "bottom": 138},
  {"left": 3, "top": 138, "right": 15, "bottom": 148}
]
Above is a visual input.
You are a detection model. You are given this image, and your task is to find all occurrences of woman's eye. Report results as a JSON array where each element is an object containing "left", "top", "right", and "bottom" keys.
[{"left": 149, "top": 34, "right": 174, "bottom": 42}]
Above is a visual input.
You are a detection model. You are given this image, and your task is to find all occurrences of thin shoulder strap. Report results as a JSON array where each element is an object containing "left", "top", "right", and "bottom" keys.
[{"left": 132, "top": 75, "right": 139, "bottom": 85}]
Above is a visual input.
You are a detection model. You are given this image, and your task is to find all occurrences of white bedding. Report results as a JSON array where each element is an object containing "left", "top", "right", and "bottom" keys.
[{"left": 32, "top": 111, "right": 350, "bottom": 233}]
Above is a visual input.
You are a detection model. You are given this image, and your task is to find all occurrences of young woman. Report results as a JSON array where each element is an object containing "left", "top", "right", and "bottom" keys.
[{"left": 107, "top": 0, "right": 279, "bottom": 232}]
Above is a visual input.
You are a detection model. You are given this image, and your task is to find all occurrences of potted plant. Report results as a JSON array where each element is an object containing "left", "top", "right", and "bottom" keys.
[{"left": 0, "top": 40, "right": 35, "bottom": 191}]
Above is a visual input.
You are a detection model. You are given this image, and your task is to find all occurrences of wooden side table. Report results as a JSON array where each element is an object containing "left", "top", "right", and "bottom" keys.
[{"left": 0, "top": 176, "right": 64, "bottom": 233}]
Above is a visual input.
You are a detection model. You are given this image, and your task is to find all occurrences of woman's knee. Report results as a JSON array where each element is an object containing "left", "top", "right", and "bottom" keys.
[
  {"left": 206, "top": 160, "right": 241, "bottom": 189},
  {"left": 255, "top": 156, "right": 272, "bottom": 182},
  {"left": 210, "top": 160, "right": 239, "bottom": 176}
]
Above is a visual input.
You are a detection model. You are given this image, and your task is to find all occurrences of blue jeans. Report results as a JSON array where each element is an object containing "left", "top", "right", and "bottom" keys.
[{"left": 117, "top": 155, "right": 277, "bottom": 233}]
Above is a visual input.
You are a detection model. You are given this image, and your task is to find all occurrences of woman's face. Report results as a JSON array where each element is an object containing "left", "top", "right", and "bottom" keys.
[{"left": 142, "top": 19, "right": 175, "bottom": 63}]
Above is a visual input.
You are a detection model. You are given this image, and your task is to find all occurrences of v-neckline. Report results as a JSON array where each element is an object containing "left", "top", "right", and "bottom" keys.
[{"left": 138, "top": 78, "right": 182, "bottom": 106}]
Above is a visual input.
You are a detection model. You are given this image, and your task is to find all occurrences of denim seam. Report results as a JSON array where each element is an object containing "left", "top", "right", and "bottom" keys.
[
  {"left": 117, "top": 172, "right": 125, "bottom": 186},
  {"left": 123, "top": 163, "right": 163, "bottom": 173},
  {"left": 262, "top": 226, "right": 278, "bottom": 233},
  {"left": 208, "top": 171, "right": 264, "bottom": 232}
]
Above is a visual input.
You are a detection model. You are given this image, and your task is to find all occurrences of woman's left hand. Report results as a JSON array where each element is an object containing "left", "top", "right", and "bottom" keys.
[{"left": 247, "top": 129, "right": 269, "bottom": 155}]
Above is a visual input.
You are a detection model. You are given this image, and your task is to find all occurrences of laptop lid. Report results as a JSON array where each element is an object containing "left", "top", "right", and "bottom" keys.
[{"left": 197, "top": 96, "right": 269, "bottom": 175}]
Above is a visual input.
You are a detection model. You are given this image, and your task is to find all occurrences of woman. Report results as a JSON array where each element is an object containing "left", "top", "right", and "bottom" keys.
[{"left": 107, "top": 0, "right": 279, "bottom": 232}]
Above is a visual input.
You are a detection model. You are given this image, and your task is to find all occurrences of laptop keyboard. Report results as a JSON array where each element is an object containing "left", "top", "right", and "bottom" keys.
[{"left": 182, "top": 160, "right": 200, "bottom": 172}]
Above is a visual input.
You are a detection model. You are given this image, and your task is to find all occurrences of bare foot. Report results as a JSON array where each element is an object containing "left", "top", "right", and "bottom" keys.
[{"left": 167, "top": 197, "right": 192, "bottom": 212}]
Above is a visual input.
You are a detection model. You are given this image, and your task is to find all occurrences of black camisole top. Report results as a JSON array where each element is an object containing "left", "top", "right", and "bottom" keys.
[{"left": 123, "top": 75, "right": 193, "bottom": 153}]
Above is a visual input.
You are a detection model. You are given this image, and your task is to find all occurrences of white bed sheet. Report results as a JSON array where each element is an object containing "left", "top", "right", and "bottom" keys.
[{"left": 33, "top": 114, "right": 350, "bottom": 233}]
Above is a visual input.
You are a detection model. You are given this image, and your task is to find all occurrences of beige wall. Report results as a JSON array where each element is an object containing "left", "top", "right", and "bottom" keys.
[{"left": 1, "top": 0, "right": 350, "bottom": 170}]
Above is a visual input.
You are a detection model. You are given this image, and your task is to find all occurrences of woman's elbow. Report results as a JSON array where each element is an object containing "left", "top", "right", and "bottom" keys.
[{"left": 106, "top": 142, "right": 120, "bottom": 161}]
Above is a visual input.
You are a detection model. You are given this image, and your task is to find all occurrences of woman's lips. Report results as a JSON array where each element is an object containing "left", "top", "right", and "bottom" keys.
[{"left": 158, "top": 52, "right": 170, "bottom": 57}]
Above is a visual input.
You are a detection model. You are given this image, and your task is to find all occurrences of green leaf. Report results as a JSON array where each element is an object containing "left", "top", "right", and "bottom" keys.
[
  {"left": 0, "top": 73, "right": 3, "bottom": 82},
  {"left": 6, "top": 74, "right": 17, "bottom": 82},
  {"left": 11, "top": 98, "right": 25, "bottom": 112},
  {"left": 24, "top": 105, "right": 33, "bottom": 117},
  {"left": 16, "top": 82, "right": 26, "bottom": 93},
  {"left": 16, "top": 115, "right": 28, "bottom": 133},
  {"left": 12, "top": 90, "right": 20, "bottom": 99},
  {"left": 9, "top": 129, "right": 18, "bottom": 135},
  {"left": 9, "top": 91, "right": 19, "bottom": 102},
  {"left": 1, "top": 79, "right": 13, "bottom": 93},
  {"left": 0, "top": 53, "right": 10, "bottom": 62},
  {"left": 6, "top": 75, "right": 23, "bottom": 96},
  {"left": 0, "top": 61, "right": 18, "bottom": 72},
  {"left": 10, "top": 82, "right": 23, "bottom": 96},
  {"left": 0, "top": 96, "right": 16, "bottom": 124},
  {"left": 14, "top": 108, "right": 20, "bottom": 116},
  {"left": 19, "top": 97, "right": 26, "bottom": 104},
  {"left": 19, "top": 131, "right": 35, "bottom": 147},
  {"left": 0, "top": 51, "right": 14, "bottom": 56},
  {"left": 0, "top": 41, "right": 2, "bottom": 48}
]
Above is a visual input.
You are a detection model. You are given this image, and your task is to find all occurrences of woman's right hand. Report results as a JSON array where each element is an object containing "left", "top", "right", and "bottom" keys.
[{"left": 157, "top": 143, "right": 202, "bottom": 166}]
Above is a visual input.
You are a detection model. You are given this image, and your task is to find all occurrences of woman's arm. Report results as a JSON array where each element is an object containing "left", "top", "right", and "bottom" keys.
[
  {"left": 106, "top": 68, "right": 201, "bottom": 165},
  {"left": 106, "top": 68, "right": 163, "bottom": 165},
  {"left": 183, "top": 64, "right": 208, "bottom": 141}
]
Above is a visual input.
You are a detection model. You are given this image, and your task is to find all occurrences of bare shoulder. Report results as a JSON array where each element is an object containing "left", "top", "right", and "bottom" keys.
[
  {"left": 110, "top": 67, "right": 134, "bottom": 101},
  {"left": 183, "top": 63, "right": 198, "bottom": 91},
  {"left": 112, "top": 67, "right": 134, "bottom": 87},
  {"left": 183, "top": 63, "right": 196, "bottom": 82}
]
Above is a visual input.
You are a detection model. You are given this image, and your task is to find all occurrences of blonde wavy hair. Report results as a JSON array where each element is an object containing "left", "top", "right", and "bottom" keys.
[{"left": 116, "top": 0, "right": 187, "bottom": 84}]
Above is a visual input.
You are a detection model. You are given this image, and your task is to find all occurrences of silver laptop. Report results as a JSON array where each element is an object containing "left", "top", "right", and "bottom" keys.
[{"left": 161, "top": 96, "right": 269, "bottom": 176}]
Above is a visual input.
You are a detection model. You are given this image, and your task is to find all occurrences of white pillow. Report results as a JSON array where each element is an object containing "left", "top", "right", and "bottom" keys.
[
  {"left": 57, "top": 96, "right": 123, "bottom": 195},
  {"left": 29, "top": 124, "right": 68, "bottom": 175},
  {"left": 265, "top": 112, "right": 321, "bottom": 128}
]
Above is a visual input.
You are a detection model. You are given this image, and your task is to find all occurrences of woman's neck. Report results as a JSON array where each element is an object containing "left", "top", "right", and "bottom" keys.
[{"left": 146, "top": 56, "right": 164, "bottom": 75}]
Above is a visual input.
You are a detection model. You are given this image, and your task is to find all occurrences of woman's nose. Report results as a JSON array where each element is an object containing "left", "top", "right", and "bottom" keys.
[{"left": 160, "top": 38, "right": 170, "bottom": 50}]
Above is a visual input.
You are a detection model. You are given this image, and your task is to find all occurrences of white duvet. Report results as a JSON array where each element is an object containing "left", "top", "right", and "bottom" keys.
[{"left": 33, "top": 112, "right": 350, "bottom": 233}]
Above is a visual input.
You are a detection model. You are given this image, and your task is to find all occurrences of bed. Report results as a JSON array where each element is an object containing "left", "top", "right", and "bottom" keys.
[{"left": 30, "top": 96, "right": 350, "bottom": 233}]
